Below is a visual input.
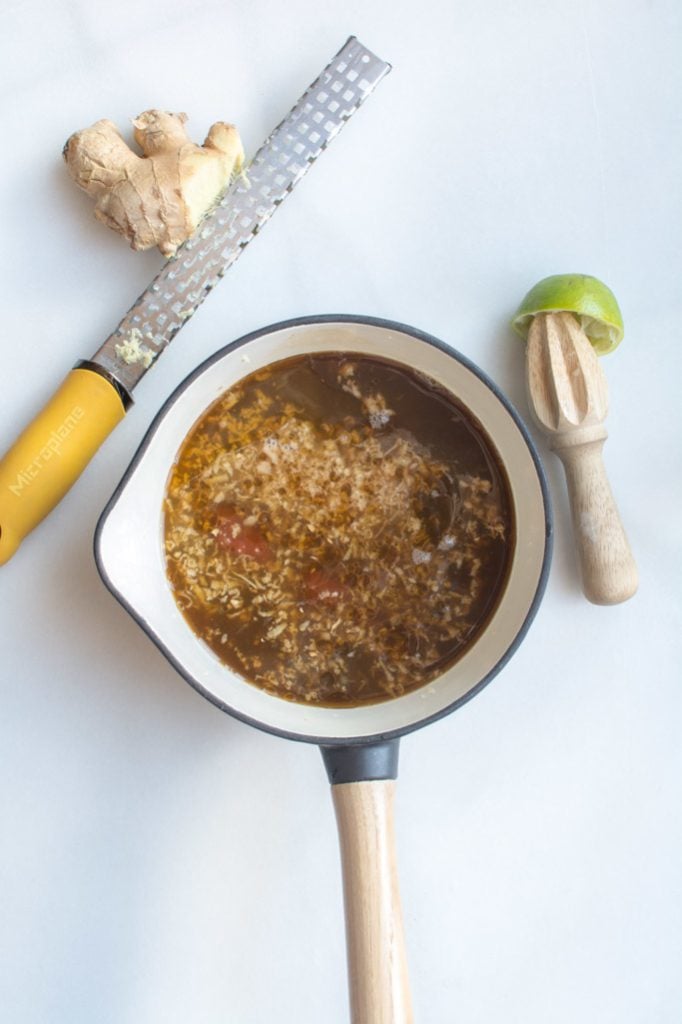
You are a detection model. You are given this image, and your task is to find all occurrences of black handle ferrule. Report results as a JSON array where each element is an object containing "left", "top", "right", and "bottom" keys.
[{"left": 321, "top": 739, "right": 400, "bottom": 785}]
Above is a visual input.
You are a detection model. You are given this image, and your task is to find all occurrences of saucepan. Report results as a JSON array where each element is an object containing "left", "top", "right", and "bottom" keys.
[{"left": 95, "top": 314, "right": 552, "bottom": 1022}]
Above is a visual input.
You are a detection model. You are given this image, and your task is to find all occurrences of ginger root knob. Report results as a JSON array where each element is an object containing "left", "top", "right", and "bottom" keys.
[{"left": 63, "top": 110, "right": 245, "bottom": 257}]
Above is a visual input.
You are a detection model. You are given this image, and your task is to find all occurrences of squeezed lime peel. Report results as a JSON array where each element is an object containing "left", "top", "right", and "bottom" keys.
[{"left": 512, "top": 274, "right": 624, "bottom": 355}]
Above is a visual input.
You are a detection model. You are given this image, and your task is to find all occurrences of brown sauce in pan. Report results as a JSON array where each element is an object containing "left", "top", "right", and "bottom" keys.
[{"left": 164, "top": 353, "right": 514, "bottom": 707}]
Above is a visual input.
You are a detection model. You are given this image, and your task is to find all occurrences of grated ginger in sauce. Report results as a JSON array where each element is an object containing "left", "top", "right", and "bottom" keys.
[{"left": 164, "top": 353, "right": 513, "bottom": 706}]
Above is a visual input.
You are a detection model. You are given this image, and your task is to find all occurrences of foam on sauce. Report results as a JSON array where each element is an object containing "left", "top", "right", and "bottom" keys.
[{"left": 164, "top": 353, "right": 514, "bottom": 706}]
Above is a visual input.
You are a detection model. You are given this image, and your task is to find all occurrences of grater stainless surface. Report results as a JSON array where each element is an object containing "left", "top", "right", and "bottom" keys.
[
  {"left": 91, "top": 36, "right": 392, "bottom": 396},
  {"left": 0, "top": 36, "right": 390, "bottom": 565}
]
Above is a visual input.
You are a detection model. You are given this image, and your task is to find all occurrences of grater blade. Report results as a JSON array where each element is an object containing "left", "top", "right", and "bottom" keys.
[{"left": 90, "top": 37, "right": 391, "bottom": 396}]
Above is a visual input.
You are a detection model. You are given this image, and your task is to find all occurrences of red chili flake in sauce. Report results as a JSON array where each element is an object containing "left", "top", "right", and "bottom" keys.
[
  {"left": 215, "top": 509, "right": 272, "bottom": 562},
  {"left": 304, "top": 570, "right": 347, "bottom": 604}
]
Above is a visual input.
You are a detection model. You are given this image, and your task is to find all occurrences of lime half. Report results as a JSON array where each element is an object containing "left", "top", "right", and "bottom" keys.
[{"left": 512, "top": 274, "right": 624, "bottom": 355}]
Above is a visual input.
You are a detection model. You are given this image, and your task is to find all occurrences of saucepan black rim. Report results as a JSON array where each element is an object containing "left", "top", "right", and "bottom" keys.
[{"left": 94, "top": 313, "right": 553, "bottom": 747}]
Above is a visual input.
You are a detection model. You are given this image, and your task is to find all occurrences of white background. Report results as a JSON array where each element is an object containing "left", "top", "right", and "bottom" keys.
[{"left": 1, "top": 2, "right": 681, "bottom": 1022}]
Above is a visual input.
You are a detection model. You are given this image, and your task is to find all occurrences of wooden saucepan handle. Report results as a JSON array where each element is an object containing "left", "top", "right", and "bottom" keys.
[{"left": 331, "top": 779, "right": 413, "bottom": 1024}]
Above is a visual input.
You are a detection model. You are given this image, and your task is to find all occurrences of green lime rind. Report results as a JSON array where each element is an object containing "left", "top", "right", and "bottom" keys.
[{"left": 512, "top": 274, "right": 624, "bottom": 355}]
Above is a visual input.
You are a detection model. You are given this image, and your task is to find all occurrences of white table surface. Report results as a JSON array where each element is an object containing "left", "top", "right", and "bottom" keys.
[{"left": 2, "top": 2, "right": 681, "bottom": 1022}]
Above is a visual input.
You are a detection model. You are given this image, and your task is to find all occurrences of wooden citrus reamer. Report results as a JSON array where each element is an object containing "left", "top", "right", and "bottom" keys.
[{"left": 516, "top": 278, "right": 637, "bottom": 605}]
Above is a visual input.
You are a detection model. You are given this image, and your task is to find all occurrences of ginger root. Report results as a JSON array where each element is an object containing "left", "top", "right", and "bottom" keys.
[{"left": 63, "top": 110, "right": 244, "bottom": 257}]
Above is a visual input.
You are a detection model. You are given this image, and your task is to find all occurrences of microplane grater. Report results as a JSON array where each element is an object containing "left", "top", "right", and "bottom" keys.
[
  {"left": 0, "top": 37, "right": 390, "bottom": 565},
  {"left": 91, "top": 36, "right": 391, "bottom": 396}
]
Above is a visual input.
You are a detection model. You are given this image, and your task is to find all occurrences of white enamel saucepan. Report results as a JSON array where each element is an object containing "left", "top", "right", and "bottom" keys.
[{"left": 95, "top": 315, "right": 552, "bottom": 1023}]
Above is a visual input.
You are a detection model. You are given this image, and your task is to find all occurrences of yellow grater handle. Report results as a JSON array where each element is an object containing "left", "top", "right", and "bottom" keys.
[{"left": 0, "top": 366, "right": 127, "bottom": 565}]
